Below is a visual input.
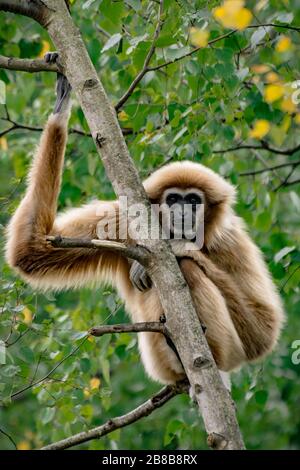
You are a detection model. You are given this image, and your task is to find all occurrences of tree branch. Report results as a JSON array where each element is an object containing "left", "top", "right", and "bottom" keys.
[
  {"left": 147, "top": 23, "right": 300, "bottom": 72},
  {"left": 11, "top": 335, "right": 88, "bottom": 400},
  {"left": 115, "top": 0, "right": 164, "bottom": 111},
  {"left": 46, "top": 236, "right": 150, "bottom": 265},
  {"left": 40, "top": 382, "right": 188, "bottom": 450},
  {"left": 147, "top": 29, "right": 238, "bottom": 72},
  {"left": 0, "top": 54, "right": 60, "bottom": 73},
  {"left": 239, "top": 160, "right": 300, "bottom": 176},
  {"left": 89, "top": 321, "right": 168, "bottom": 337},
  {"left": 0, "top": 111, "right": 133, "bottom": 138},
  {"left": 213, "top": 142, "right": 300, "bottom": 156}
]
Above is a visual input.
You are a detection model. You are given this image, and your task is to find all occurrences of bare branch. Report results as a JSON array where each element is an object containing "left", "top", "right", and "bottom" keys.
[
  {"left": 0, "top": 113, "right": 133, "bottom": 138},
  {"left": 46, "top": 235, "right": 150, "bottom": 265},
  {"left": 0, "top": 427, "right": 17, "bottom": 450},
  {"left": 40, "top": 382, "right": 188, "bottom": 450},
  {"left": 11, "top": 336, "right": 88, "bottom": 399},
  {"left": 148, "top": 29, "right": 238, "bottom": 72},
  {"left": 213, "top": 142, "right": 300, "bottom": 156},
  {"left": 0, "top": 55, "right": 60, "bottom": 73},
  {"left": 115, "top": 0, "right": 165, "bottom": 111},
  {"left": 89, "top": 321, "right": 168, "bottom": 337},
  {"left": 279, "top": 177, "right": 300, "bottom": 187},
  {"left": 147, "top": 23, "right": 300, "bottom": 72},
  {"left": 239, "top": 160, "right": 300, "bottom": 176},
  {"left": 0, "top": 0, "right": 53, "bottom": 24},
  {"left": 246, "top": 23, "right": 300, "bottom": 33}
]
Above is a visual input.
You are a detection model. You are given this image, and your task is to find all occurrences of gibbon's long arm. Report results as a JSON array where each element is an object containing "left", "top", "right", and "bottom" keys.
[{"left": 5, "top": 69, "right": 129, "bottom": 292}]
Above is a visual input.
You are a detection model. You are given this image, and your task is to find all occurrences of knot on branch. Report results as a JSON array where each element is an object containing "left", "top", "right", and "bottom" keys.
[
  {"left": 207, "top": 432, "right": 228, "bottom": 450},
  {"left": 193, "top": 356, "right": 211, "bottom": 369},
  {"left": 95, "top": 133, "right": 107, "bottom": 148},
  {"left": 84, "top": 78, "right": 98, "bottom": 89},
  {"left": 194, "top": 383, "right": 202, "bottom": 394}
]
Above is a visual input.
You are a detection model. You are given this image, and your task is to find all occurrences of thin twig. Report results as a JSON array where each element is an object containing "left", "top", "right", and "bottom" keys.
[
  {"left": 115, "top": 0, "right": 165, "bottom": 110},
  {"left": 239, "top": 160, "right": 300, "bottom": 176},
  {"left": 213, "top": 142, "right": 300, "bottom": 156},
  {"left": 0, "top": 115, "right": 133, "bottom": 138},
  {"left": 40, "top": 382, "right": 188, "bottom": 450},
  {"left": 0, "top": 428, "right": 17, "bottom": 450},
  {"left": 11, "top": 336, "right": 88, "bottom": 399},
  {"left": 147, "top": 23, "right": 300, "bottom": 72},
  {"left": 148, "top": 29, "right": 238, "bottom": 72}
]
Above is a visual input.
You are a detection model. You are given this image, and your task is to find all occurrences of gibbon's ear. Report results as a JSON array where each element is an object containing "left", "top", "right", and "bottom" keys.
[{"left": 143, "top": 161, "right": 236, "bottom": 207}]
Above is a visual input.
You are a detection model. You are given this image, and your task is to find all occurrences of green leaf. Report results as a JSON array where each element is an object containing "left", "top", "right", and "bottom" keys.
[
  {"left": 40, "top": 407, "right": 56, "bottom": 425},
  {"left": 102, "top": 33, "right": 122, "bottom": 53},
  {"left": 0, "top": 80, "right": 6, "bottom": 104}
]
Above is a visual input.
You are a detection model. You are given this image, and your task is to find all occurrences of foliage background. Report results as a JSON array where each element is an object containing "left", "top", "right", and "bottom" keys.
[{"left": 0, "top": 0, "right": 299, "bottom": 450}]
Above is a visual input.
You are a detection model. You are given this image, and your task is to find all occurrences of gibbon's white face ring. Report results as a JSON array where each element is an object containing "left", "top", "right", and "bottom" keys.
[{"left": 160, "top": 187, "right": 205, "bottom": 241}]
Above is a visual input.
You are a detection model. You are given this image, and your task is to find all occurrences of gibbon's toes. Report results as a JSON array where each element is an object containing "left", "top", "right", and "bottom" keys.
[
  {"left": 44, "top": 52, "right": 59, "bottom": 64},
  {"left": 54, "top": 74, "right": 72, "bottom": 114},
  {"left": 129, "top": 261, "right": 152, "bottom": 292}
]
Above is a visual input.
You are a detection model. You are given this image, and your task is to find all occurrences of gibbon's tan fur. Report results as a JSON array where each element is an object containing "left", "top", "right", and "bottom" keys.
[{"left": 5, "top": 110, "right": 284, "bottom": 384}]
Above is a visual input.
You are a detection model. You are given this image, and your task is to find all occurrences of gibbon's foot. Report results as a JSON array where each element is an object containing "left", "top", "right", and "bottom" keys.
[
  {"left": 129, "top": 260, "right": 152, "bottom": 292},
  {"left": 45, "top": 52, "right": 72, "bottom": 114}
]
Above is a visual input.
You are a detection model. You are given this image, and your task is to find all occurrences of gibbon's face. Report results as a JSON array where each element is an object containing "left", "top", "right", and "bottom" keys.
[{"left": 159, "top": 187, "right": 205, "bottom": 241}]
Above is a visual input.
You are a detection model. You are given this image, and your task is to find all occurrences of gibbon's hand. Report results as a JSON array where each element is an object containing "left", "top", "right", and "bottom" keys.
[
  {"left": 45, "top": 52, "right": 72, "bottom": 114},
  {"left": 129, "top": 261, "right": 152, "bottom": 292}
]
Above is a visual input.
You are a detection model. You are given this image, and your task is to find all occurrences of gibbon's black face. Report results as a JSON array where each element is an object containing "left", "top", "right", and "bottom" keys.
[{"left": 160, "top": 188, "right": 204, "bottom": 241}]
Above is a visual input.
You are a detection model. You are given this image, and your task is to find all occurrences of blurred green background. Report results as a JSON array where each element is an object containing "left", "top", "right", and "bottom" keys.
[{"left": 0, "top": 0, "right": 299, "bottom": 450}]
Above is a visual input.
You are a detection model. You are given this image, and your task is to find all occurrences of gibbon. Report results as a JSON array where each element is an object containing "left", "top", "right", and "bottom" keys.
[{"left": 5, "top": 55, "right": 284, "bottom": 384}]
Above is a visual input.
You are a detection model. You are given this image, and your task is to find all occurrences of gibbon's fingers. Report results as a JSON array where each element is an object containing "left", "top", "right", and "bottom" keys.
[{"left": 44, "top": 51, "right": 59, "bottom": 64}]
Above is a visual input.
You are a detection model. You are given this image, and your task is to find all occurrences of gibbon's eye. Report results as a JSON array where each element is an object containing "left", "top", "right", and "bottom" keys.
[
  {"left": 185, "top": 193, "right": 202, "bottom": 205},
  {"left": 166, "top": 193, "right": 181, "bottom": 206}
]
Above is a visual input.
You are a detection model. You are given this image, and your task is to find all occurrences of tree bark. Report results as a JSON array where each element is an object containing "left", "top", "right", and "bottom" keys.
[{"left": 0, "top": 0, "right": 245, "bottom": 450}]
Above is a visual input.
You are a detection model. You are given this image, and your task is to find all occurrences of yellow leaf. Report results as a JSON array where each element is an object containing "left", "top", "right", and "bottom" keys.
[
  {"left": 281, "top": 97, "right": 297, "bottom": 114},
  {"left": 90, "top": 377, "right": 101, "bottom": 390},
  {"left": 213, "top": 1, "right": 252, "bottom": 30},
  {"left": 275, "top": 36, "right": 292, "bottom": 53},
  {"left": 265, "top": 72, "right": 280, "bottom": 83},
  {"left": 189, "top": 28, "right": 209, "bottom": 48},
  {"left": 17, "top": 441, "right": 31, "bottom": 450},
  {"left": 280, "top": 114, "right": 291, "bottom": 133},
  {"left": 118, "top": 110, "right": 129, "bottom": 121},
  {"left": 22, "top": 307, "right": 32, "bottom": 325},
  {"left": 0, "top": 137, "right": 8, "bottom": 150},
  {"left": 249, "top": 119, "right": 270, "bottom": 139},
  {"left": 235, "top": 8, "right": 253, "bottom": 30},
  {"left": 294, "top": 113, "right": 300, "bottom": 124},
  {"left": 251, "top": 64, "right": 270, "bottom": 74},
  {"left": 264, "top": 84, "right": 285, "bottom": 103},
  {"left": 38, "top": 40, "right": 51, "bottom": 58},
  {"left": 87, "top": 335, "right": 95, "bottom": 343},
  {"left": 83, "top": 387, "right": 91, "bottom": 398}
]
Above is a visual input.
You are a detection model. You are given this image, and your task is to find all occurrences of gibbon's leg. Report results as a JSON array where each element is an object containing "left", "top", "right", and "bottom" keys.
[
  {"left": 127, "top": 288, "right": 186, "bottom": 384},
  {"left": 174, "top": 245, "right": 284, "bottom": 363},
  {"left": 5, "top": 55, "right": 130, "bottom": 293},
  {"left": 127, "top": 257, "right": 246, "bottom": 384},
  {"left": 179, "top": 258, "right": 246, "bottom": 371}
]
